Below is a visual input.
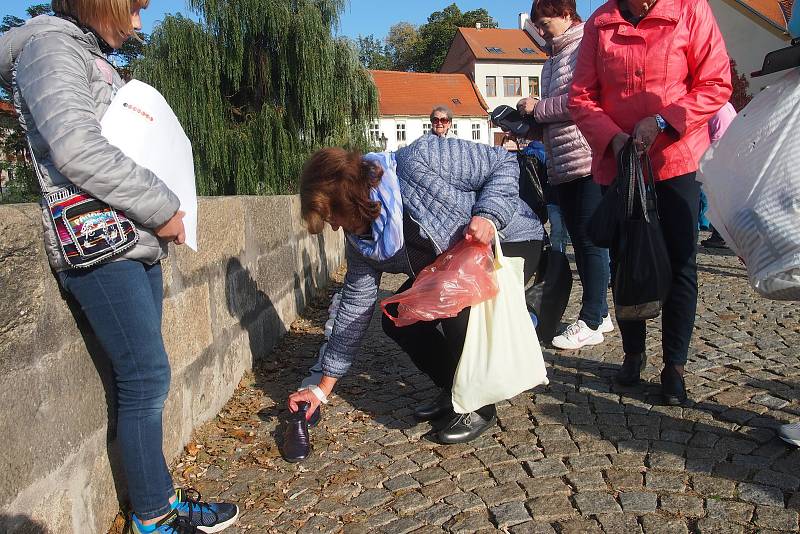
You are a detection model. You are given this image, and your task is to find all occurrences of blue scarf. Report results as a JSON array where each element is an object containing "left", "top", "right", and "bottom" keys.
[{"left": 349, "top": 152, "right": 404, "bottom": 262}]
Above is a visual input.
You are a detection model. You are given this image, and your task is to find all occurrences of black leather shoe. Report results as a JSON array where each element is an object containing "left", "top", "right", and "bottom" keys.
[
  {"left": 615, "top": 352, "right": 647, "bottom": 386},
  {"left": 437, "top": 409, "right": 496, "bottom": 444},
  {"left": 415, "top": 389, "right": 453, "bottom": 421},
  {"left": 281, "top": 403, "right": 312, "bottom": 463},
  {"left": 661, "top": 365, "right": 688, "bottom": 406}
]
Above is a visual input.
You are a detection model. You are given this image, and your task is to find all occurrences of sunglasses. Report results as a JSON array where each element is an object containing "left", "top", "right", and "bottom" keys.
[{"left": 432, "top": 117, "right": 451, "bottom": 124}]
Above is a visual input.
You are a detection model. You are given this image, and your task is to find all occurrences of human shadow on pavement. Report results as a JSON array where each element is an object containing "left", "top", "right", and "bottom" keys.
[{"left": 0, "top": 514, "right": 50, "bottom": 534}]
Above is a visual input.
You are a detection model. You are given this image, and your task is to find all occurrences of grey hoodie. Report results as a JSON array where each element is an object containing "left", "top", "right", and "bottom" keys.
[{"left": 0, "top": 15, "right": 179, "bottom": 271}]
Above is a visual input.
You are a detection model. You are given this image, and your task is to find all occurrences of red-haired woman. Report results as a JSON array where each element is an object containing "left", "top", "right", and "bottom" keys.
[
  {"left": 287, "top": 136, "right": 545, "bottom": 444},
  {"left": 568, "top": 0, "right": 732, "bottom": 404}
]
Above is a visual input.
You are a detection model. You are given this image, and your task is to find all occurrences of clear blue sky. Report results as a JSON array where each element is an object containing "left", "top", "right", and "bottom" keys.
[{"left": 4, "top": 1, "right": 599, "bottom": 38}]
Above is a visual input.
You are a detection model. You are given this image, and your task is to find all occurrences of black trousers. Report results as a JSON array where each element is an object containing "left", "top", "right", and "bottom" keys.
[
  {"left": 382, "top": 240, "right": 543, "bottom": 411},
  {"left": 609, "top": 172, "right": 700, "bottom": 365}
]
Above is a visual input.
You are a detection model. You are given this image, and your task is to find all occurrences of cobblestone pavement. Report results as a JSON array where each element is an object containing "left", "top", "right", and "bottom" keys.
[{"left": 171, "top": 242, "right": 800, "bottom": 533}]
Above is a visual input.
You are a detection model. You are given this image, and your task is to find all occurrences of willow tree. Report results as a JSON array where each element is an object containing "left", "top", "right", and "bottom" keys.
[{"left": 135, "top": 0, "right": 378, "bottom": 196}]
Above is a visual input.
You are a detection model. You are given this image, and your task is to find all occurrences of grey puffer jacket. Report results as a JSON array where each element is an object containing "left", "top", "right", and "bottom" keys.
[
  {"left": 321, "top": 135, "right": 544, "bottom": 379},
  {"left": 533, "top": 23, "right": 592, "bottom": 184},
  {"left": 0, "top": 15, "right": 179, "bottom": 272}
]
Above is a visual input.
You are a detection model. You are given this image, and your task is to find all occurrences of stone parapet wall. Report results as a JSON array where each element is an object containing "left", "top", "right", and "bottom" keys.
[{"left": 0, "top": 195, "right": 344, "bottom": 533}]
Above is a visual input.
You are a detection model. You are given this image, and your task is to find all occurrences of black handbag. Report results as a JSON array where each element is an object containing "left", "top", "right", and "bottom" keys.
[
  {"left": 587, "top": 150, "right": 626, "bottom": 248},
  {"left": 525, "top": 244, "right": 573, "bottom": 343},
  {"left": 517, "top": 151, "right": 549, "bottom": 224},
  {"left": 612, "top": 142, "right": 672, "bottom": 321}
]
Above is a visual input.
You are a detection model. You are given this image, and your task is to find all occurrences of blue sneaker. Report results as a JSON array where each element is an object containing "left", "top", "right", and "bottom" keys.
[
  {"left": 173, "top": 488, "right": 239, "bottom": 533},
  {"left": 129, "top": 509, "right": 199, "bottom": 533}
]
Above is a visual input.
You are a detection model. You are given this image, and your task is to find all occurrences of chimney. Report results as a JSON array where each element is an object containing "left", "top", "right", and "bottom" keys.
[
  {"left": 475, "top": 22, "right": 482, "bottom": 29},
  {"left": 519, "top": 12, "right": 529, "bottom": 30}
]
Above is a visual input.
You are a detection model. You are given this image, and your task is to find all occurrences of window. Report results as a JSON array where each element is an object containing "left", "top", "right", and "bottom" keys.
[
  {"left": 451, "top": 123, "right": 458, "bottom": 138},
  {"left": 368, "top": 123, "right": 380, "bottom": 142},
  {"left": 485, "top": 76, "right": 496, "bottom": 97},
  {"left": 504, "top": 77, "right": 522, "bottom": 97},
  {"left": 485, "top": 47, "right": 503, "bottom": 54},
  {"left": 472, "top": 123, "right": 481, "bottom": 141},
  {"left": 423, "top": 122, "right": 432, "bottom": 133},
  {"left": 519, "top": 47, "right": 536, "bottom": 54},
  {"left": 396, "top": 123, "right": 406, "bottom": 142},
  {"left": 529, "top": 76, "right": 540, "bottom": 98}
]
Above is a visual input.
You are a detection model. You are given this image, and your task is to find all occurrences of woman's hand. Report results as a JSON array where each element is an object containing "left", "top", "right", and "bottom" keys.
[
  {"left": 155, "top": 210, "right": 186, "bottom": 244},
  {"left": 288, "top": 388, "right": 322, "bottom": 420},
  {"left": 632, "top": 116, "right": 661, "bottom": 154},
  {"left": 288, "top": 376, "right": 337, "bottom": 420},
  {"left": 464, "top": 216, "right": 495, "bottom": 245},
  {"left": 517, "top": 97, "right": 539, "bottom": 116}
]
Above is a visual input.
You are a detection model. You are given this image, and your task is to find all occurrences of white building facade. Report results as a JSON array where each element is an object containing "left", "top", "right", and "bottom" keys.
[
  {"left": 440, "top": 21, "right": 548, "bottom": 146},
  {"left": 368, "top": 70, "right": 491, "bottom": 152}
]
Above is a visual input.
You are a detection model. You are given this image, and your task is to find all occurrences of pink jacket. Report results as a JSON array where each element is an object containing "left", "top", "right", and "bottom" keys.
[
  {"left": 568, "top": 0, "right": 733, "bottom": 185},
  {"left": 534, "top": 23, "right": 592, "bottom": 184}
]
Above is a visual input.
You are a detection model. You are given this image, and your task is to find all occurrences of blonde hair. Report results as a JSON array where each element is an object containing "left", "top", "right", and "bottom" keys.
[{"left": 51, "top": 0, "right": 150, "bottom": 38}]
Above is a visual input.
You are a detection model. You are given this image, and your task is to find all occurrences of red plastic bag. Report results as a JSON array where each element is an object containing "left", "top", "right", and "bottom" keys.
[{"left": 380, "top": 238, "right": 499, "bottom": 327}]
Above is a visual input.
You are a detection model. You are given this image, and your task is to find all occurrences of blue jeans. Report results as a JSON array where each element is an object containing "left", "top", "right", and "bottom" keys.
[
  {"left": 699, "top": 189, "right": 710, "bottom": 230},
  {"left": 546, "top": 203, "right": 570, "bottom": 253},
  {"left": 556, "top": 175, "right": 610, "bottom": 330},
  {"left": 58, "top": 260, "right": 174, "bottom": 520}
]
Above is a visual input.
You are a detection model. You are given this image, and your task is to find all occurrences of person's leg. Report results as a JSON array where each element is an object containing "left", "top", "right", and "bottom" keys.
[
  {"left": 437, "top": 240, "right": 542, "bottom": 443},
  {"left": 546, "top": 200, "right": 570, "bottom": 253},
  {"left": 381, "top": 278, "right": 458, "bottom": 389},
  {"left": 59, "top": 261, "right": 174, "bottom": 522},
  {"left": 698, "top": 188, "right": 710, "bottom": 231},
  {"left": 557, "top": 177, "right": 610, "bottom": 330},
  {"left": 656, "top": 173, "right": 700, "bottom": 367}
]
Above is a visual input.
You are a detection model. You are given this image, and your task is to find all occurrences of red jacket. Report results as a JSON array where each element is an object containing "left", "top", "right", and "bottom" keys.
[{"left": 568, "top": 0, "right": 732, "bottom": 185}]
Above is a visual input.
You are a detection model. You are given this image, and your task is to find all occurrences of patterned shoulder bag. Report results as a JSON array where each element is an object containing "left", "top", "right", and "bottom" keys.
[{"left": 30, "top": 142, "right": 140, "bottom": 268}]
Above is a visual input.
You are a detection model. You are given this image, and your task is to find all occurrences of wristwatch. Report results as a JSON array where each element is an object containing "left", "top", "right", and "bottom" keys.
[{"left": 654, "top": 114, "right": 668, "bottom": 132}]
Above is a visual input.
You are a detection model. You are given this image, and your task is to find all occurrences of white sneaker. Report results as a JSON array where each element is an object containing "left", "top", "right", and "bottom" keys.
[
  {"left": 552, "top": 320, "right": 604, "bottom": 350},
  {"left": 779, "top": 422, "right": 800, "bottom": 447},
  {"left": 599, "top": 314, "right": 614, "bottom": 334}
]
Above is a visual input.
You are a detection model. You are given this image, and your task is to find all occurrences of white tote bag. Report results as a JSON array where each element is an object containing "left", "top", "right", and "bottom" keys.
[
  {"left": 451, "top": 228, "right": 549, "bottom": 414},
  {"left": 698, "top": 68, "right": 800, "bottom": 301}
]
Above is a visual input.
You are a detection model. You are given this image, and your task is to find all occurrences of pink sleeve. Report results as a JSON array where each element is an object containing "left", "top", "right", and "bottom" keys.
[{"left": 709, "top": 102, "right": 737, "bottom": 142}]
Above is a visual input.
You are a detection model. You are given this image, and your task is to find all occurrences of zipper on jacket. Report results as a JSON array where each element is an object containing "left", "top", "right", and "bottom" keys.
[{"left": 408, "top": 212, "right": 442, "bottom": 256}]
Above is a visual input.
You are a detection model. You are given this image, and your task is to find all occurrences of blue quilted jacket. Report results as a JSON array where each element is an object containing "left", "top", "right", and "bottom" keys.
[{"left": 322, "top": 135, "right": 544, "bottom": 378}]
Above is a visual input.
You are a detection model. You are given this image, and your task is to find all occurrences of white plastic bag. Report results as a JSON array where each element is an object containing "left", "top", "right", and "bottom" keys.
[
  {"left": 451, "top": 228, "right": 549, "bottom": 414},
  {"left": 699, "top": 69, "right": 800, "bottom": 300}
]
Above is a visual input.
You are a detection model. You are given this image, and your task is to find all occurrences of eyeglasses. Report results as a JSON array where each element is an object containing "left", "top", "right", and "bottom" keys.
[{"left": 432, "top": 117, "right": 451, "bottom": 124}]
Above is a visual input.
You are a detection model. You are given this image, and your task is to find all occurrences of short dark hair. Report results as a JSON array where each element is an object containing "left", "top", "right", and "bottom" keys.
[
  {"left": 430, "top": 106, "right": 453, "bottom": 122},
  {"left": 531, "top": 0, "right": 582, "bottom": 23}
]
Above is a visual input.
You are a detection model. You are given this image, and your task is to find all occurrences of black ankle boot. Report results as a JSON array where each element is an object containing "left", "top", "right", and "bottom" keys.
[
  {"left": 281, "top": 403, "right": 312, "bottom": 463},
  {"left": 415, "top": 389, "right": 453, "bottom": 421},
  {"left": 661, "top": 365, "right": 688, "bottom": 406},
  {"left": 615, "top": 352, "right": 647, "bottom": 386}
]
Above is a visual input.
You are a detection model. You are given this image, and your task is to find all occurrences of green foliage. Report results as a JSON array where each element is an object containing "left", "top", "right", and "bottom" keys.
[
  {"left": 412, "top": 4, "right": 497, "bottom": 72},
  {"left": 386, "top": 22, "right": 419, "bottom": 71},
  {"left": 0, "top": 161, "right": 37, "bottom": 204},
  {"left": 354, "top": 4, "right": 497, "bottom": 73},
  {"left": 356, "top": 35, "right": 392, "bottom": 70},
  {"left": 729, "top": 59, "right": 752, "bottom": 112},
  {"left": 135, "top": 0, "right": 378, "bottom": 196}
]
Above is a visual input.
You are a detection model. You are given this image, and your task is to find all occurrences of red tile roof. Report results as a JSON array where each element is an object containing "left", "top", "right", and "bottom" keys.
[
  {"left": 456, "top": 28, "right": 547, "bottom": 62},
  {"left": 736, "top": 0, "right": 794, "bottom": 30},
  {"left": 369, "top": 70, "right": 488, "bottom": 117}
]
